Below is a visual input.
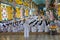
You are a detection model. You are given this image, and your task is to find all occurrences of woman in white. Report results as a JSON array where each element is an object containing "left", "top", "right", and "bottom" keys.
[
  {"left": 41, "top": 16, "right": 46, "bottom": 32},
  {"left": 37, "top": 21, "right": 43, "bottom": 32},
  {"left": 31, "top": 20, "right": 37, "bottom": 32}
]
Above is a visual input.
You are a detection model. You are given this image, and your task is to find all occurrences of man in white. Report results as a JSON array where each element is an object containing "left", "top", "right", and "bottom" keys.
[
  {"left": 0, "top": 23, "right": 3, "bottom": 32},
  {"left": 23, "top": 16, "right": 36, "bottom": 37},
  {"left": 37, "top": 21, "right": 43, "bottom": 32},
  {"left": 23, "top": 19, "right": 30, "bottom": 38}
]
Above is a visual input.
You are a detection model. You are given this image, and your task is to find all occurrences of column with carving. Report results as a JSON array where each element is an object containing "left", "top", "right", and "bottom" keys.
[
  {"left": 46, "top": 0, "right": 49, "bottom": 9},
  {"left": 13, "top": 0, "right": 16, "bottom": 21}
]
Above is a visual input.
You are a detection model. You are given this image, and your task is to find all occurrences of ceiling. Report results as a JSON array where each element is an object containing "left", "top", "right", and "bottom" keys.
[{"left": 32, "top": 0, "right": 46, "bottom": 5}]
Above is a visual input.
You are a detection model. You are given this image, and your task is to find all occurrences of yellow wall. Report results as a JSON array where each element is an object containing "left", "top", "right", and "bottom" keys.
[
  {"left": 0, "top": 3, "right": 13, "bottom": 21},
  {"left": 0, "top": 4, "right": 2, "bottom": 21},
  {"left": 6, "top": 6, "right": 13, "bottom": 20},
  {"left": 58, "top": 4, "right": 60, "bottom": 16},
  {"left": 16, "top": 7, "right": 21, "bottom": 18},
  {"left": 25, "top": 9, "right": 29, "bottom": 16}
]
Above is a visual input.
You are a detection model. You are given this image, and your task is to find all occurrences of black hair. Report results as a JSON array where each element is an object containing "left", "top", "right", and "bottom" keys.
[
  {"left": 3, "top": 25, "right": 6, "bottom": 27},
  {"left": 29, "top": 20, "right": 36, "bottom": 25},
  {"left": 33, "top": 21, "right": 39, "bottom": 26},
  {"left": 6, "top": 24, "right": 9, "bottom": 26},
  {"left": 39, "top": 20, "right": 42, "bottom": 25}
]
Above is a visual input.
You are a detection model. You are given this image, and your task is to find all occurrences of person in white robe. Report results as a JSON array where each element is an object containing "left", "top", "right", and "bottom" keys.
[{"left": 23, "top": 19, "right": 30, "bottom": 38}]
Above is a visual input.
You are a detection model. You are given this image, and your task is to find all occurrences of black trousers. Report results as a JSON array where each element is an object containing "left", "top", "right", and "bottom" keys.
[{"left": 49, "top": 30, "right": 57, "bottom": 35}]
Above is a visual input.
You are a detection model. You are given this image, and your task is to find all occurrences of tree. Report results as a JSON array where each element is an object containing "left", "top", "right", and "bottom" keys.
[{"left": 49, "top": 0, "right": 58, "bottom": 20}]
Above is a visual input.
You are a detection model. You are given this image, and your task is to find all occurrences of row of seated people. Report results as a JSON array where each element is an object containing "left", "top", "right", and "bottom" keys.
[{"left": 0, "top": 16, "right": 60, "bottom": 33}]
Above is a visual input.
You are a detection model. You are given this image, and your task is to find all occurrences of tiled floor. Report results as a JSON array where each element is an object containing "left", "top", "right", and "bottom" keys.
[{"left": 0, "top": 34, "right": 60, "bottom": 40}]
